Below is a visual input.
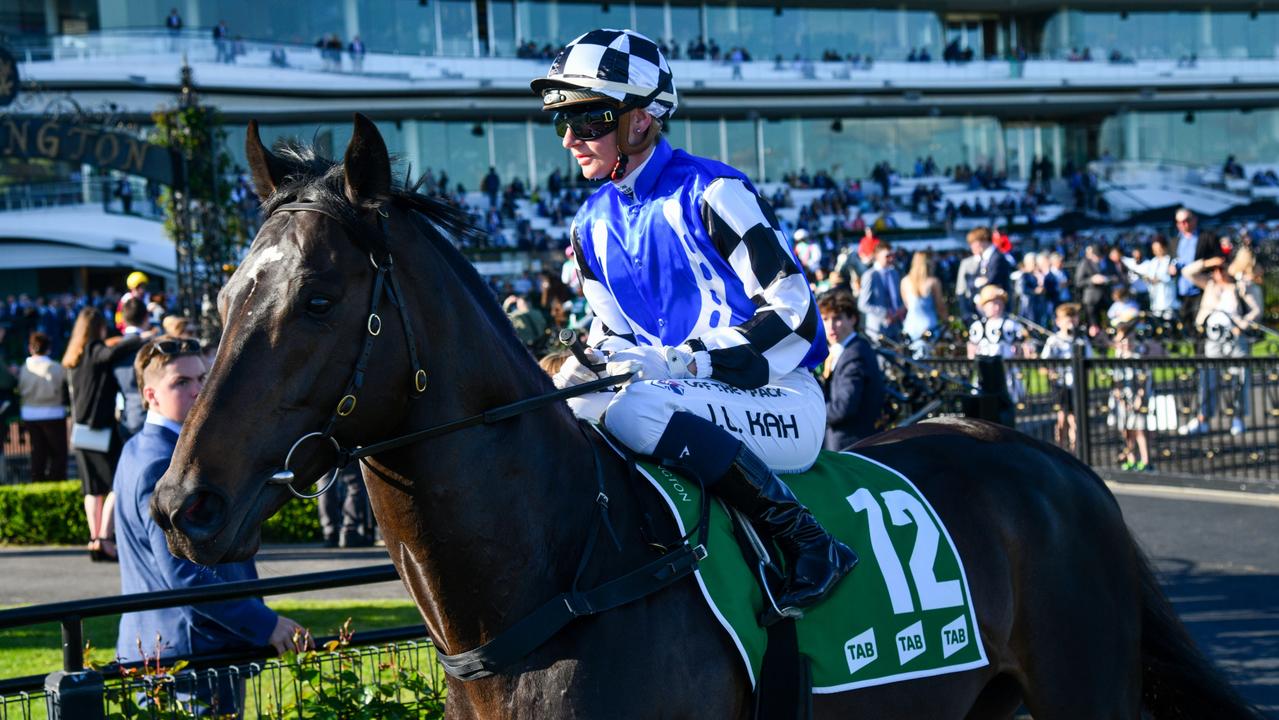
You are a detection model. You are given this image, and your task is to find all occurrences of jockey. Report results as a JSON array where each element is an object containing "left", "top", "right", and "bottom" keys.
[
  {"left": 116, "top": 271, "right": 150, "bottom": 332},
  {"left": 532, "top": 29, "right": 856, "bottom": 611}
]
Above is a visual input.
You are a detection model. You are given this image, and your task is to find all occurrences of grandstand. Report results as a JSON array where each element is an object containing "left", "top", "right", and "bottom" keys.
[{"left": 5, "top": 0, "right": 1279, "bottom": 278}]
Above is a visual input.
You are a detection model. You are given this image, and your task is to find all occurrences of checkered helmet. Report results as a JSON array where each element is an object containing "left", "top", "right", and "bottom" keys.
[{"left": 531, "top": 29, "right": 677, "bottom": 120}]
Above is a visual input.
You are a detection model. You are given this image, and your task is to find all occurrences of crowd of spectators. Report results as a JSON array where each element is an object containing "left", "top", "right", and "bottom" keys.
[
  {"left": 0, "top": 274, "right": 383, "bottom": 552},
  {"left": 771, "top": 158, "right": 1048, "bottom": 239},
  {"left": 513, "top": 37, "right": 749, "bottom": 64},
  {"left": 1216, "top": 154, "right": 1279, "bottom": 191},
  {"left": 790, "top": 211, "right": 1270, "bottom": 356}
]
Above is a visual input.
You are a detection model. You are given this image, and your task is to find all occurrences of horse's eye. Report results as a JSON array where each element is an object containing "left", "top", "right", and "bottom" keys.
[{"left": 306, "top": 296, "right": 335, "bottom": 316}]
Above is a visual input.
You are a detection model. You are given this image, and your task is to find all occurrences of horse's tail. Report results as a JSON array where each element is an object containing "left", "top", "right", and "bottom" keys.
[{"left": 1136, "top": 548, "right": 1263, "bottom": 719}]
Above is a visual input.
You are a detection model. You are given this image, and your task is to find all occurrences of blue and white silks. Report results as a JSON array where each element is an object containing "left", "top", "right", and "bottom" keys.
[
  {"left": 568, "top": 138, "right": 828, "bottom": 473},
  {"left": 570, "top": 138, "right": 826, "bottom": 390}
]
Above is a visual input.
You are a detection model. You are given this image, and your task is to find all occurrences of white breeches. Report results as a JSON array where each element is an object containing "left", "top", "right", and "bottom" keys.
[{"left": 569, "top": 369, "right": 826, "bottom": 475}]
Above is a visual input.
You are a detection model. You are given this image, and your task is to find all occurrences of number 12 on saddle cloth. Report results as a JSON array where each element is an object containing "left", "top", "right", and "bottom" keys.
[{"left": 637, "top": 451, "right": 987, "bottom": 693}]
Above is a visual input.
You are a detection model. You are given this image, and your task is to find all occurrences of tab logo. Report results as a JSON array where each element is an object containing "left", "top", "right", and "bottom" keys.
[
  {"left": 942, "top": 616, "right": 969, "bottom": 658},
  {"left": 843, "top": 628, "right": 877, "bottom": 675},
  {"left": 896, "top": 620, "right": 926, "bottom": 666}
]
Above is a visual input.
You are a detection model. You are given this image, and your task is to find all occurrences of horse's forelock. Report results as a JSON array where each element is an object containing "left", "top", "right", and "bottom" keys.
[{"left": 246, "top": 135, "right": 527, "bottom": 370}]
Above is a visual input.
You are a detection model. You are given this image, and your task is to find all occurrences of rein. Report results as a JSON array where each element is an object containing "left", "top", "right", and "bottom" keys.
[{"left": 260, "top": 199, "right": 708, "bottom": 680}]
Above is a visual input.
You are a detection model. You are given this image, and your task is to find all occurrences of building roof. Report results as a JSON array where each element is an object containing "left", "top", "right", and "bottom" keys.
[{"left": 0, "top": 206, "right": 176, "bottom": 279}]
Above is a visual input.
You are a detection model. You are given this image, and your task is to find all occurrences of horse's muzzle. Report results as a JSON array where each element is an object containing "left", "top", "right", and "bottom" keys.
[{"left": 151, "top": 482, "right": 231, "bottom": 552}]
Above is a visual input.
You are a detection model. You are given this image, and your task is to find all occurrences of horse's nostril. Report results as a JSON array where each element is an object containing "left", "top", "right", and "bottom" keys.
[{"left": 173, "top": 490, "right": 228, "bottom": 542}]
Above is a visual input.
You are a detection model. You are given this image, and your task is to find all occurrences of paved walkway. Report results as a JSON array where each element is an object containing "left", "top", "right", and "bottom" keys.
[{"left": 0, "top": 544, "right": 409, "bottom": 607}]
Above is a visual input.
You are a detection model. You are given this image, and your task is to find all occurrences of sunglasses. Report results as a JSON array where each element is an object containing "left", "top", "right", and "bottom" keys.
[
  {"left": 139, "top": 337, "right": 203, "bottom": 369},
  {"left": 553, "top": 108, "right": 618, "bottom": 141}
]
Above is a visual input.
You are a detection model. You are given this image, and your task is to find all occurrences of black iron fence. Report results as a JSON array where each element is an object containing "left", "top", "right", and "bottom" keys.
[
  {"left": 0, "top": 565, "right": 446, "bottom": 719},
  {"left": 906, "top": 355, "right": 1279, "bottom": 488}
]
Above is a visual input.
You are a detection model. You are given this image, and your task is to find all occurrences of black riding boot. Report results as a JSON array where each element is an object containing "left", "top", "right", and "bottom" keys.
[
  {"left": 714, "top": 444, "right": 858, "bottom": 610},
  {"left": 651, "top": 411, "right": 858, "bottom": 611}
]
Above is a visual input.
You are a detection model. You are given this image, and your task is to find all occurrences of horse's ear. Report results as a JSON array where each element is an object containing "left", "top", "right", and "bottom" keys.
[
  {"left": 245, "top": 120, "right": 287, "bottom": 202},
  {"left": 343, "top": 113, "right": 391, "bottom": 208}
]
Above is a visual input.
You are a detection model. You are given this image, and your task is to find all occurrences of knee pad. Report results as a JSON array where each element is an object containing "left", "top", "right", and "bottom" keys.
[{"left": 603, "top": 382, "right": 677, "bottom": 456}]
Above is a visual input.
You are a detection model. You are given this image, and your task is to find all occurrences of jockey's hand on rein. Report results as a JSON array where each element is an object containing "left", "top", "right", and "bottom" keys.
[
  {"left": 552, "top": 347, "right": 608, "bottom": 389},
  {"left": 605, "top": 345, "right": 695, "bottom": 384}
]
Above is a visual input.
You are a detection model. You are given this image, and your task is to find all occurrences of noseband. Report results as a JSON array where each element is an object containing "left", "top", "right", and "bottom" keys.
[{"left": 262, "top": 197, "right": 629, "bottom": 498}]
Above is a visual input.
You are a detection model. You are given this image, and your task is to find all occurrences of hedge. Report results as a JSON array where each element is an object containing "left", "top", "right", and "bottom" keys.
[
  {"left": 0, "top": 480, "right": 322, "bottom": 545},
  {"left": 0, "top": 480, "right": 84, "bottom": 545}
]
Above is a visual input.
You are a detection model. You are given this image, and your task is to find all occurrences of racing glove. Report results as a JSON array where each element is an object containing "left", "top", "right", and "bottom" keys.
[
  {"left": 605, "top": 345, "right": 700, "bottom": 383},
  {"left": 552, "top": 347, "right": 606, "bottom": 389}
]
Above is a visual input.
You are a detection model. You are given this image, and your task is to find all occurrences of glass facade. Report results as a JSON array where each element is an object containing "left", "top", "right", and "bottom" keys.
[
  {"left": 1043, "top": 9, "right": 1279, "bottom": 60},
  {"left": 223, "top": 114, "right": 1007, "bottom": 195},
  {"left": 702, "top": 5, "right": 939, "bottom": 62},
  {"left": 71, "top": 1, "right": 945, "bottom": 61},
  {"left": 761, "top": 116, "right": 1002, "bottom": 181},
  {"left": 10, "top": 2, "right": 1279, "bottom": 63},
  {"left": 1100, "top": 109, "right": 1279, "bottom": 166},
  {"left": 95, "top": 0, "right": 475, "bottom": 56}
]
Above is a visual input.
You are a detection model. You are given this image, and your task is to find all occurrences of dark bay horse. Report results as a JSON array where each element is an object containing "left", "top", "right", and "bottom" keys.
[{"left": 152, "top": 115, "right": 1260, "bottom": 719}]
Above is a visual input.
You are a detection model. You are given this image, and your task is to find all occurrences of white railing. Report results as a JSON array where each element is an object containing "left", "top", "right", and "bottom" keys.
[
  {"left": 19, "top": 29, "right": 1279, "bottom": 89},
  {"left": 1088, "top": 159, "right": 1212, "bottom": 188}
]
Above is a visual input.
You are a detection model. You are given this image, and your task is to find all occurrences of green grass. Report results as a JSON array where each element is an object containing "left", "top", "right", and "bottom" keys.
[{"left": 0, "top": 599, "right": 422, "bottom": 681}]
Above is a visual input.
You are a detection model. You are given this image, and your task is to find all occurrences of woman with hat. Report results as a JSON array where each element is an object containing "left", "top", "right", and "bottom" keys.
[{"left": 534, "top": 29, "right": 855, "bottom": 611}]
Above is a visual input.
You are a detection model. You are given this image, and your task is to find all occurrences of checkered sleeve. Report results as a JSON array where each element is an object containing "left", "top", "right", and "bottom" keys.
[
  {"left": 691, "top": 178, "right": 819, "bottom": 389},
  {"left": 570, "top": 222, "right": 638, "bottom": 354}
]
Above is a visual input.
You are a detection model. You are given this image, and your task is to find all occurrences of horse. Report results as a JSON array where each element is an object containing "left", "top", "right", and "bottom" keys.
[{"left": 152, "top": 114, "right": 1261, "bottom": 719}]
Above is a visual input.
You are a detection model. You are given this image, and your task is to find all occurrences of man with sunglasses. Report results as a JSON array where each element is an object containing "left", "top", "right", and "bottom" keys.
[
  {"left": 114, "top": 336, "right": 306, "bottom": 708},
  {"left": 534, "top": 29, "right": 856, "bottom": 612}
]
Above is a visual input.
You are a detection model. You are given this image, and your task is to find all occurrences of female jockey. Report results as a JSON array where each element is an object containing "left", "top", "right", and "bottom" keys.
[{"left": 532, "top": 29, "right": 855, "bottom": 611}]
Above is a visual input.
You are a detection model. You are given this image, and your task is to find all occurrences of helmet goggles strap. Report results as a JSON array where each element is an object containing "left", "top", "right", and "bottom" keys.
[{"left": 609, "top": 86, "right": 664, "bottom": 182}]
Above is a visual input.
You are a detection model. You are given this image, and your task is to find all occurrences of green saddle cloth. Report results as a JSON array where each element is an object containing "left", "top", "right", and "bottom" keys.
[{"left": 637, "top": 450, "right": 988, "bottom": 693}]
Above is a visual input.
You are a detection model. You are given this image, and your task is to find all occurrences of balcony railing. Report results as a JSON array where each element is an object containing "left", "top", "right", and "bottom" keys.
[{"left": 18, "top": 29, "right": 1279, "bottom": 90}]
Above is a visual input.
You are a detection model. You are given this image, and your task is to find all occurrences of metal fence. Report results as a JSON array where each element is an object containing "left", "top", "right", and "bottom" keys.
[
  {"left": 98, "top": 638, "right": 442, "bottom": 719},
  {"left": 0, "top": 565, "right": 446, "bottom": 719},
  {"left": 0, "top": 689, "right": 49, "bottom": 720},
  {"left": 0, "top": 422, "right": 83, "bottom": 486},
  {"left": 914, "top": 355, "right": 1279, "bottom": 488}
]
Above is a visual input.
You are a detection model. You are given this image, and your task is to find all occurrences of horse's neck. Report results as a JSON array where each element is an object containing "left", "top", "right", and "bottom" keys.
[{"left": 365, "top": 237, "right": 604, "bottom": 655}]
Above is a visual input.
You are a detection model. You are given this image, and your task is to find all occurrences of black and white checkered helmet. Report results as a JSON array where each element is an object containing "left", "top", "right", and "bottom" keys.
[{"left": 531, "top": 29, "right": 677, "bottom": 119}]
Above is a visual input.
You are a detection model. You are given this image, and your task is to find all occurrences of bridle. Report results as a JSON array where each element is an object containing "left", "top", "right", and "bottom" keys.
[
  {"left": 262, "top": 197, "right": 625, "bottom": 498},
  {"left": 263, "top": 198, "right": 427, "bottom": 499},
  {"left": 254, "top": 195, "right": 706, "bottom": 682}
]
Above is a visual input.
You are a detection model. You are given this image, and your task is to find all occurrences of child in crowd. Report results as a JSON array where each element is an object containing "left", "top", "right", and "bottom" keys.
[
  {"left": 968, "top": 285, "right": 1031, "bottom": 403},
  {"left": 968, "top": 286, "right": 1030, "bottom": 359},
  {"left": 1040, "top": 303, "right": 1091, "bottom": 452},
  {"left": 1106, "top": 286, "right": 1141, "bottom": 328},
  {"left": 1109, "top": 321, "right": 1153, "bottom": 472}
]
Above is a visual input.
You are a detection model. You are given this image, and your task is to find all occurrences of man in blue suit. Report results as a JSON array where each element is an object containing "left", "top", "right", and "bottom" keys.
[
  {"left": 819, "top": 292, "right": 886, "bottom": 451},
  {"left": 968, "top": 226, "right": 1012, "bottom": 301},
  {"left": 857, "top": 243, "right": 905, "bottom": 342},
  {"left": 114, "top": 337, "right": 304, "bottom": 680}
]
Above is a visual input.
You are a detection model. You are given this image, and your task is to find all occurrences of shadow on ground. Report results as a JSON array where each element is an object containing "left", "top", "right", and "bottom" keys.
[{"left": 1154, "top": 558, "right": 1279, "bottom": 716}]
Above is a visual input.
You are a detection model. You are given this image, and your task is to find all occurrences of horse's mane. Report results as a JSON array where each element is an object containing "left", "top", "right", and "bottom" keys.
[{"left": 257, "top": 139, "right": 548, "bottom": 382}]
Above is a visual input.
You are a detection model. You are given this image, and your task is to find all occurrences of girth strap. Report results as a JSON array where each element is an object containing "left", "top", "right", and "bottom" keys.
[
  {"left": 435, "top": 541, "right": 705, "bottom": 680},
  {"left": 434, "top": 424, "right": 708, "bottom": 681}
]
